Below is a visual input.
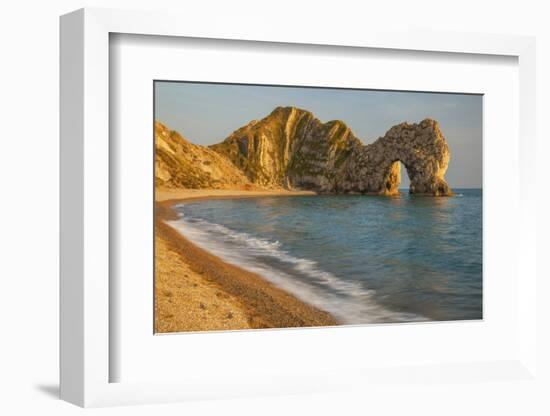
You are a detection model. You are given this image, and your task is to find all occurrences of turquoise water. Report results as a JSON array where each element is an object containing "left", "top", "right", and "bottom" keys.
[{"left": 169, "top": 189, "right": 482, "bottom": 324}]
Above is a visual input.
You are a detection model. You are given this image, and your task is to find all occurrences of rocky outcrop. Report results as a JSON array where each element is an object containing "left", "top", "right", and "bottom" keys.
[
  {"left": 155, "top": 121, "right": 253, "bottom": 189},
  {"left": 340, "top": 119, "right": 452, "bottom": 195},
  {"left": 210, "top": 107, "right": 361, "bottom": 190},
  {"left": 211, "top": 107, "right": 452, "bottom": 196}
]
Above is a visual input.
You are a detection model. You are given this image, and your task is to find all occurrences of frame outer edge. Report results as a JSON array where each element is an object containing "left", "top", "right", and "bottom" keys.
[
  {"left": 82, "top": 8, "right": 111, "bottom": 407},
  {"left": 58, "top": 6, "right": 539, "bottom": 407},
  {"left": 517, "top": 38, "right": 537, "bottom": 376},
  {"left": 60, "top": 8, "right": 85, "bottom": 407}
]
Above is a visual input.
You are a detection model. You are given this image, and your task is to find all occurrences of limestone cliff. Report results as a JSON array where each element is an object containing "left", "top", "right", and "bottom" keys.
[
  {"left": 211, "top": 107, "right": 452, "bottom": 195},
  {"left": 155, "top": 121, "right": 253, "bottom": 189},
  {"left": 210, "top": 107, "right": 361, "bottom": 190},
  {"left": 341, "top": 119, "right": 452, "bottom": 195}
]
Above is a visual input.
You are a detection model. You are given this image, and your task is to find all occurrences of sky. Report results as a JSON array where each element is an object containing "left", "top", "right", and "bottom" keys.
[{"left": 155, "top": 81, "right": 482, "bottom": 188}]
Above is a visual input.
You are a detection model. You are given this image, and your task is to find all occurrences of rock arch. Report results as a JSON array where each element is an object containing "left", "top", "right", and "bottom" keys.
[{"left": 341, "top": 119, "right": 452, "bottom": 196}]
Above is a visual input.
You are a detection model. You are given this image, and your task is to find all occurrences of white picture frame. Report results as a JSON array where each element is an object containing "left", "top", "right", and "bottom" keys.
[{"left": 60, "top": 7, "right": 538, "bottom": 407}]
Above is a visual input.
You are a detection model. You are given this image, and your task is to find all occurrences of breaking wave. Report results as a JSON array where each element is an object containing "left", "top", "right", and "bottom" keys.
[{"left": 168, "top": 204, "right": 425, "bottom": 324}]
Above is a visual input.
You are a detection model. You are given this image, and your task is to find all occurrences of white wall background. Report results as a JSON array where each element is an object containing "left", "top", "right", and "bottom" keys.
[{"left": 0, "top": 1, "right": 548, "bottom": 415}]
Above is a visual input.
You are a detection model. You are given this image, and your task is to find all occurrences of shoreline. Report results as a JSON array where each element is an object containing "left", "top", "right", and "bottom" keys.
[
  {"left": 155, "top": 187, "right": 317, "bottom": 205},
  {"left": 155, "top": 188, "right": 338, "bottom": 333}
]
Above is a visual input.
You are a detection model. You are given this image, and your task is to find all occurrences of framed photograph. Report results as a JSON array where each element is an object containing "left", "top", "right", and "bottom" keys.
[
  {"left": 153, "top": 80, "right": 482, "bottom": 334},
  {"left": 60, "top": 8, "right": 538, "bottom": 407}
]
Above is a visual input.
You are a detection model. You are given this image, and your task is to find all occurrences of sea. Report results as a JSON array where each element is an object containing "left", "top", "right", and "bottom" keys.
[{"left": 168, "top": 189, "right": 482, "bottom": 325}]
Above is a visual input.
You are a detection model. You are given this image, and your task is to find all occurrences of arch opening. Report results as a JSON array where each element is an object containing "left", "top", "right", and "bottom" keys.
[
  {"left": 399, "top": 161, "right": 411, "bottom": 193},
  {"left": 380, "top": 160, "right": 416, "bottom": 196}
]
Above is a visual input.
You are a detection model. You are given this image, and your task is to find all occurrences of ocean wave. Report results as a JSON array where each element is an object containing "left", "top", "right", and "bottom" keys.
[{"left": 168, "top": 205, "right": 425, "bottom": 324}]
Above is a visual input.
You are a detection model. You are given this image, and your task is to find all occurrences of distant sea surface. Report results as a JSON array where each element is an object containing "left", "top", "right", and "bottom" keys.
[{"left": 169, "top": 189, "right": 482, "bottom": 324}]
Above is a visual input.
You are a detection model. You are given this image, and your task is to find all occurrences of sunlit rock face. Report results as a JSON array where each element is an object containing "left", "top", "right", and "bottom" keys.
[
  {"left": 155, "top": 121, "right": 253, "bottom": 189},
  {"left": 211, "top": 107, "right": 452, "bottom": 196},
  {"left": 341, "top": 118, "right": 452, "bottom": 196},
  {"left": 211, "top": 106, "right": 361, "bottom": 190}
]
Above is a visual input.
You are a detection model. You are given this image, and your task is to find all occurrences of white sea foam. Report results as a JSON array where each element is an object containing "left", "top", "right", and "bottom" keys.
[{"left": 168, "top": 205, "right": 426, "bottom": 324}]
